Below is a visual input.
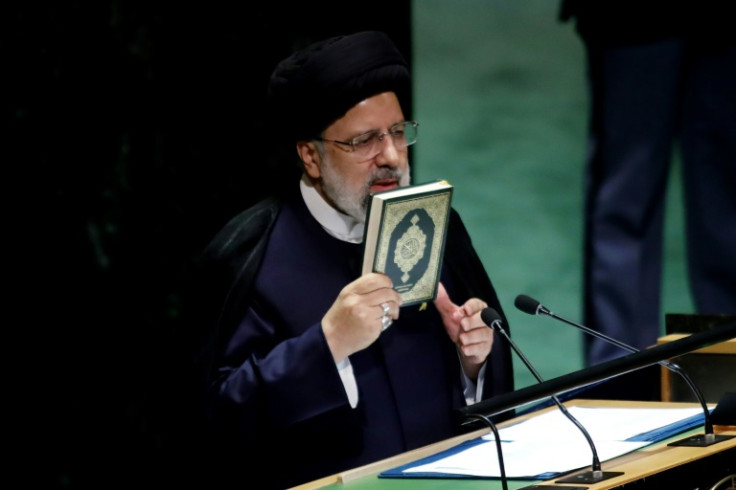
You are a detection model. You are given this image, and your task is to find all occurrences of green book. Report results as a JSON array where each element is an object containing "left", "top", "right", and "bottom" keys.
[{"left": 361, "top": 179, "right": 453, "bottom": 306}]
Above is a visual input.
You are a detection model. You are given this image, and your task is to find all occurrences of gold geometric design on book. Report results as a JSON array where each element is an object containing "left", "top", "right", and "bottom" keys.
[{"left": 393, "top": 213, "right": 427, "bottom": 284}]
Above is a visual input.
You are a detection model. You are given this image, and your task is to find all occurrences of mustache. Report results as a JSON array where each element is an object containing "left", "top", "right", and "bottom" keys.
[
  {"left": 362, "top": 168, "right": 406, "bottom": 211},
  {"left": 369, "top": 168, "right": 403, "bottom": 184}
]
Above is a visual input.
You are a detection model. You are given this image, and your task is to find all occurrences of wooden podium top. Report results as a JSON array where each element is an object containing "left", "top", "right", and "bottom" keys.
[
  {"left": 657, "top": 333, "right": 736, "bottom": 354},
  {"left": 292, "top": 399, "right": 736, "bottom": 490}
]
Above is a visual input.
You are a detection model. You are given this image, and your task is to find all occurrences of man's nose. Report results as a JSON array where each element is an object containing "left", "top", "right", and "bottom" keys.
[{"left": 374, "top": 134, "right": 401, "bottom": 165}]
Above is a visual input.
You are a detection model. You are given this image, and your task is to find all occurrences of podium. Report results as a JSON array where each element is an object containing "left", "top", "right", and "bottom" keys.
[
  {"left": 659, "top": 313, "right": 736, "bottom": 404},
  {"left": 292, "top": 400, "right": 736, "bottom": 490}
]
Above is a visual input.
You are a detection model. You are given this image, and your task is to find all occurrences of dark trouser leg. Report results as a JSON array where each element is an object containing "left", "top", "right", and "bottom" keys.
[{"left": 582, "top": 39, "right": 683, "bottom": 368}]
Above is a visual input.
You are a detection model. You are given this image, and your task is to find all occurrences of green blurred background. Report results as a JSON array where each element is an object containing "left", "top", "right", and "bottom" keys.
[{"left": 413, "top": 0, "right": 694, "bottom": 390}]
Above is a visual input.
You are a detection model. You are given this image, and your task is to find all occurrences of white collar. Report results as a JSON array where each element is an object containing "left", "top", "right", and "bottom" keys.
[{"left": 300, "top": 173, "right": 365, "bottom": 243}]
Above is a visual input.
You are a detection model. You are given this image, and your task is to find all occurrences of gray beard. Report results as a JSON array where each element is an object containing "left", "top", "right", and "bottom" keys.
[
  {"left": 320, "top": 160, "right": 411, "bottom": 222},
  {"left": 320, "top": 166, "right": 371, "bottom": 222}
]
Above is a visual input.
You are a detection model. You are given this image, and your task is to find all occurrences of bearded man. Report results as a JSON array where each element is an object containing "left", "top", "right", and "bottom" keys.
[{"left": 191, "top": 30, "right": 513, "bottom": 489}]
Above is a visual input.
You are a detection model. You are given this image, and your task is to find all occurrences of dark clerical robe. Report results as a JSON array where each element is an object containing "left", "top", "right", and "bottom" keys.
[{"left": 191, "top": 186, "right": 513, "bottom": 488}]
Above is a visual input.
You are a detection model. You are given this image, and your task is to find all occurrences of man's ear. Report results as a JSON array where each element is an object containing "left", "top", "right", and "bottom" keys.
[{"left": 297, "top": 141, "right": 321, "bottom": 179}]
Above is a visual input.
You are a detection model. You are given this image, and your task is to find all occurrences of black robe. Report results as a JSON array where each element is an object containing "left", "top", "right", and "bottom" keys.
[{"left": 187, "top": 187, "right": 514, "bottom": 488}]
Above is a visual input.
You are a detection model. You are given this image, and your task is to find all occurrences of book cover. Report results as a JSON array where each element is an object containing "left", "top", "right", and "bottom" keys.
[{"left": 361, "top": 180, "right": 453, "bottom": 306}]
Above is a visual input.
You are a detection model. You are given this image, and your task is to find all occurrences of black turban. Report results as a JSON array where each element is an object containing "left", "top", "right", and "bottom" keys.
[{"left": 267, "top": 31, "right": 411, "bottom": 143}]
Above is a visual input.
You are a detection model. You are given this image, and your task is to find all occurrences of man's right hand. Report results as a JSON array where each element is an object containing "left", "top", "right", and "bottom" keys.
[{"left": 322, "top": 272, "right": 402, "bottom": 362}]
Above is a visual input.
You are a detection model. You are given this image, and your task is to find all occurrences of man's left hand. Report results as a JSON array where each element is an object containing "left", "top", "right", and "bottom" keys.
[{"left": 434, "top": 282, "right": 493, "bottom": 380}]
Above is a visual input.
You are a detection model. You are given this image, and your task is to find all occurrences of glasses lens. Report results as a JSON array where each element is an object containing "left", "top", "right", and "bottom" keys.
[
  {"left": 350, "top": 121, "right": 419, "bottom": 159},
  {"left": 350, "top": 131, "right": 380, "bottom": 159},
  {"left": 392, "top": 121, "right": 418, "bottom": 147},
  {"left": 352, "top": 132, "right": 378, "bottom": 151}
]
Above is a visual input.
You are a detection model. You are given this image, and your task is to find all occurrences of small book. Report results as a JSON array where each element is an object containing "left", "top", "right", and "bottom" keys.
[{"left": 361, "top": 180, "right": 453, "bottom": 306}]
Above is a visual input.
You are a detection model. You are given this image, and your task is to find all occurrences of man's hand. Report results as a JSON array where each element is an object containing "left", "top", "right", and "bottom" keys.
[
  {"left": 322, "top": 273, "right": 402, "bottom": 363},
  {"left": 434, "top": 282, "right": 494, "bottom": 380}
]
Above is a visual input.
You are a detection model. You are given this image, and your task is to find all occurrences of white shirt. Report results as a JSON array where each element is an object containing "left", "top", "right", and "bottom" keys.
[{"left": 299, "top": 173, "right": 484, "bottom": 407}]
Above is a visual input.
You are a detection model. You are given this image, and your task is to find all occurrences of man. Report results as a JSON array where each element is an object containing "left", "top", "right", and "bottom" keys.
[
  {"left": 559, "top": 1, "right": 736, "bottom": 399},
  {"left": 192, "top": 31, "right": 513, "bottom": 488}
]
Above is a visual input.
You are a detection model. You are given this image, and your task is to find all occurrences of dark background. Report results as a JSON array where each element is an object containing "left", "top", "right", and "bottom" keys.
[{"left": 8, "top": 2, "right": 411, "bottom": 487}]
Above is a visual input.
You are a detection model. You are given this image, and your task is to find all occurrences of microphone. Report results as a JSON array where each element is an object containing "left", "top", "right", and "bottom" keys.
[
  {"left": 459, "top": 321, "right": 736, "bottom": 420},
  {"left": 514, "top": 294, "right": 735, "bottom": 448},
  {"left": 481, "top": 308, "right": 622, "bottom": 484}
]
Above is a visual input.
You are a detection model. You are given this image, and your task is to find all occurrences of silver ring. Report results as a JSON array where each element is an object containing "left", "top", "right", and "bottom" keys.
[
  {"left": 381, "top": 302, "right": 390, "bottom": 316},
  {"left": 380, "top": 302, "right": 392, "bottom": 331},
  {"left": 381, "top": 315, "right": 393, "bottom": 331}
]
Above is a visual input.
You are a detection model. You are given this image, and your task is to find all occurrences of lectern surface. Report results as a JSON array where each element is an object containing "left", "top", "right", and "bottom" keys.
[{"left": 293, "top": 400, "right": 736, "bottom": 490}]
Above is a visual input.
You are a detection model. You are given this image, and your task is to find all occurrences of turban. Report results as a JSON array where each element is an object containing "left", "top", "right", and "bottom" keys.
[{"left": 267, "top": 31, "right": 411, "bottom": 143}]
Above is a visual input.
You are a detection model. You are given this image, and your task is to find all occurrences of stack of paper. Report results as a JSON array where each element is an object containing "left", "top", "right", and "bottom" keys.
[{"left": 380, "top": 406, "right": 704, "bottom": 480}]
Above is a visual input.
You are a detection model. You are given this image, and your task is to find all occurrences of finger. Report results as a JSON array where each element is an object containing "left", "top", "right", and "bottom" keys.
[
  {"left": 363, "top": 272, "right": 394, "bottom": 292},
  {"left": 459, "top": 340, "right": 492, "bottom": 361},
  {"left": 376, "top": 298, "right": 401, "bottom": 319},
  {"left": 376, "top": 297, "right": 401, "bottom": 332},
  {"left": 461, "top": 298, "right": 488, "bottom": 317},
  {"left": 344, "top": 272, "right": 394, "bottom": 296},
  {"left": 378, "top": 301, "right": 390, "bottom": 318},
  {"left": 459, "top": 323, "right": 494, "bottom": 345},
  {"left": 457, "top": 304, "right": 492, "bottom": 332},
  {"left": 433, "top": 282, "right": 455, "bottom": 312},
  {"left": 458, "top": 328, "right": 494, "bottom": 355}
]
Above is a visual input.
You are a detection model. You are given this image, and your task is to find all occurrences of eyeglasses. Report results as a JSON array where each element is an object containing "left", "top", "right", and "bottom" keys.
[{"left": 316, "top": 121, "right": 419, "bottom": 160}]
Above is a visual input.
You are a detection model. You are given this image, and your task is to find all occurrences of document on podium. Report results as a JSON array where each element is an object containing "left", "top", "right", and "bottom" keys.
[{"left": 380, "top": 406, "right": 704, "bottom": 480}]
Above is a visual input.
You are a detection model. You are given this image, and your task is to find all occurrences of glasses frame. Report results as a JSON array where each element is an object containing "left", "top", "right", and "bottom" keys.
[{"left": 316, "top": 121, "right": 419, "bottom": 157}]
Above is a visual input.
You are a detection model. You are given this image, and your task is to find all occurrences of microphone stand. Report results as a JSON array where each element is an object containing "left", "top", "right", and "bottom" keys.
[
  {"left": 519, "top": 295, "right": 734, "bottom": 447},
  {"left": 459, "top": 321, "right": 736, "bottom": 420},
  {"left": 464, "top": 413, "right": 508, "bottom": 490},
  {"left": 482, "top": 308, "right": 622, "bottom": 486}
]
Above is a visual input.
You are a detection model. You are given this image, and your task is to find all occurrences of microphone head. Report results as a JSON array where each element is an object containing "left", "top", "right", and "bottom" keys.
[
  {"left": 515, "top": 294, "right": 541, "bottom": 315},
  {"left": 481, "top": 307, "right": 502, "bottom": 329}
]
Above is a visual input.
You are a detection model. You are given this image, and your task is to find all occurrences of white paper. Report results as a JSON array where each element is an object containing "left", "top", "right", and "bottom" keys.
[
  {"left": 399, "top": 406, "right": 703, "bottom": 479},
  {"left": 403, "top": 438, "right": 648, "bottom": 478},
  {"left": 494, "top": 406, "right": 703, "bottom": 442}
]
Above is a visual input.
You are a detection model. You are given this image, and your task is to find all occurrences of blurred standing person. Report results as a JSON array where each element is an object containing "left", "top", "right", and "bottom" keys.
[{"left": 560, "top": 0, "right": 736, "bottom": 392}]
